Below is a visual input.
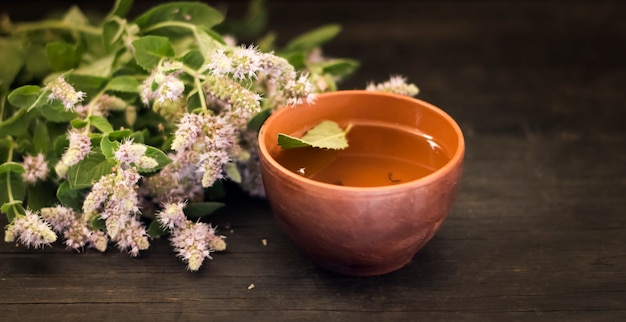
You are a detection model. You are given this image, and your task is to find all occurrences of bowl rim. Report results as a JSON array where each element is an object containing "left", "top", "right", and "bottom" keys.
[{"left": 258, "top": 90, "right": 465, "bottom": 192}]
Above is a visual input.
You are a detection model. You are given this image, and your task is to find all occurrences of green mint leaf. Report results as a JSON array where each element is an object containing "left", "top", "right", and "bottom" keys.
[
  {"left": 89, "top": 116, "right": 115, "bottom": 134},
  {"left": 184, "top": 202, "right": 225, "bottom": 219},
  {"left": 181, "top": 49, "right": 205, "bottom": 70},
  {"left": 134, "top": 2, "right": 224, "bottom": 36},
  {"left": 284, "top": 24, "right": 341, "bottom": 52},
  {"left": 107, "top": 0, "right": 134, "bottom": 19},
  {"left": 72, "top": 53, "right": 116, "bottom": 79},
  {"left": 71, "top": 118, "right": 89, "bottom": 129},
  {"left": 278, "top": 133, "right": 314, "bottom": 149},
  {"left": 280, "top": 51, "right": 306, "bottom": 70},
  {"left": 65, "top": 73, "right": 108, "bottom": 94},
  {"left": 56, "top": 181, "right": 84, "bottom": 210},
  {"left": 223, "top": 163, "right": 241, "bottom": 183},
  {"left": 147, "top": 219, "right": 168, "bottom": 238},
  {"left": 0, "top": 39, "right": 25, "bottom": 91},
  {"left": 278, "top": 121, "right": 351, "bottom": 150},
  {"left": 318, "top": 58, "right": 360, "bottom": 79},
  {"left": 67, "top": 152, "right": 115, "bottom": 190},
  {"left": 62, "top": 5, "right": 89, "bottom": 26},
  {"left": 26, "top": 180, "right": 57, "bottom": 211},
  {"left": 100, "top": 134, "right": 120, "bottom": 160},
  {"left": 0, "top": 162, "right": 25, "bottom": 175},
  {"left": 194, "top": 26, "right": 223, "bottom": 58},
  {"left": 90, "top": 215, "right": 106, "bottom": 231},
  {"left": 107, "top": 129, "right": 133, "bottom": 141},
  {"left": 38, "top": 100, "right": 78, "bottom": 123},
  {"left": 7, "top": 85, "right": 43, "bottom": 109},
  {"left": 132, "top": 36, "right": 175, "bottom": 71},
  {"left": 1, "top": 200, "right": 26, "bottom": 223},
  {"left": 247, "top": 107, "right": 271, "bottom": 132},
  {"left": 102, "top": 19, "right": 124, "bottom": 51},
  {"left": 33, "top": 119, "right": 51, "bottom": 153},
  {"left": 46, "top": 41, "right": 82, "bottom": 71},
  {"left": 141, "top": 146, "right": 173, "bottom": 173},
  {"left": 1, "top": 170, "right": 26, "bottom": 219},
  {"left": 106, "top": 76, "right": 139, "bottom": 93},
  {"left": 0, "top": 108, "right": 35, "bottom": 137}
]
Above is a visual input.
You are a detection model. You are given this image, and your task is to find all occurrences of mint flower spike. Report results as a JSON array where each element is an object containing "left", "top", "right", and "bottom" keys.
[
  {"left": 21, "top": 153, "right": 49, "bottom": 185},
  {"left": 204, "top": 45, "right": 263, "bottom": 80},
  {"left": 366, "top": 75, "right": 420, "bottom": 97},
  {"left": 157, "top": 201, "right": 220, "bottom": 271},
  {"left": 284, "top": 73, "right": 317, "bottom": 106},
  {"left": 4, "top": 210, "right": 57, "bottom": 248},
  {"left": 61, "top": 130, "right": 92, "bottom": 167},
  {"left": 40, "top": 206, "right": 92, "bottom": 251},
  {"left": 204, "top": 74, "right": 263, "bottom": 127},
  {"left": 114, "top": 139, "right": 147, "bottom": 165},
  {"left": 171, "top": 113, "right": 204, "bottom": 152},
  {"left": 139, "top": 61, "right": 185, "bottom": 105},
  {"left": 46, "top": 76, "right": 86, "bottom": 111},
  {"left": 169, "top": 220, "right": 223, "bottom": 271},
  {"left": 156, "top": 201, "right": 188, "bottom": 231}
]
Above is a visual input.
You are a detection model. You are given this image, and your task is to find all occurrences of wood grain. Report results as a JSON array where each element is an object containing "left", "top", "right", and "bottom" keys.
[{"left": 1, "top": 1, "right": 625, "bottom": 321}]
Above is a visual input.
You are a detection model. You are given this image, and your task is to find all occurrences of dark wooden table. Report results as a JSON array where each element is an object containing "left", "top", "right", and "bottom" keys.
[{"left": 2, "top": 1, "right": 625, "bottom": 320}]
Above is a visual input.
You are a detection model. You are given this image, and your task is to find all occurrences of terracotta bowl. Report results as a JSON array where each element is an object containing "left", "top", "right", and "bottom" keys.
[{"left": 258, "top": 90, "right": 464, "bottom": 276}]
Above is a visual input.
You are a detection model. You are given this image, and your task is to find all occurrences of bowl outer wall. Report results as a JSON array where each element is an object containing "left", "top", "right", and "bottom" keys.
[{"left": 257, "top": 91, "right": 465, "bottom": 276}]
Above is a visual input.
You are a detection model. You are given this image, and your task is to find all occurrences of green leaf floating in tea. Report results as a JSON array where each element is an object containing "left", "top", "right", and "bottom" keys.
[{"left": 278, "top": 121, "right": 351, "bottom": 150}]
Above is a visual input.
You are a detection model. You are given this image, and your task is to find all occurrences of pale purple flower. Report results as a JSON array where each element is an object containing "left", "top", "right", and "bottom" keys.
[
  {"left": 60, "top": 130, "right": 92, "bottom": 167},
  {"left": 83, "top": 167, "right": 141, "bottom": 219},
  {"left": 64, "top": 220, "right": 92, "bottom": 250},
  {"left": 366, "top": 75, "right": 419, "bottom": 96},
  {"left": 235, "top": 130, "right": 266, "bottom": 197},
  {"left": 88, "top": 230, "right": 109, "bottom": 252},
  {"left": 205, "top": 48, "right": 232, "bottom": 77},
  {"left": 40, "top": 205, "right": 76, "bottom": 233},
  {"left": 40, "top": 206, "right": 108, "bottom": 252},
  {"left": 205, "top": 45, "right": 263, "bottom": 80},
  {"left": 140, "top": 67, "right": 185, "bottom": 105},
  {"left": 5, "top": 210, "right": 57, "bottom": 248},
  {"left": 195, "top": 114, "right": 239, "bottom": 187},
  {"left": 156, "top": 201, "right": 187, "bottom": 231},
  {"left": 113, "top": 215, "right": 149, "bottom": 257},
  {"left": 229, "top": 45, "right": 263, "bottom": 80},
  {"left": 171, "top": 113, "right": 204, "bottom": 152},
  {"left": 204, "top": 74, "right": 262, "bottom": 128},
  {"left": 139, "top": 153, "right": 205, "bottom": 205},
  {"left": 114, "top": 139, "right": 147, "bottom": 166},
  {"left": 199, "top": 152, "right": 227, "bottom": 188},
  {"left": 21, "top": 153, "right": 49, "bottom": 185},
  {"left": 82, "top": 172, "right": 116, "bottom": 215},
  {"left": 222, "top": 35, "right": 237, "bottom": 47},
  {"left": 136, "top": 156, "right": 158, "bottom": 170},
  {"left": 169, "top": 221, "right": 215, "bottom": 271},
  {"left": 259, "top": 52, "right": 297, "bottom": 83},
  {"left": 47, "top": 76, "right": 86, "bottom": 111},
  {"left": 283, "top": 74, "right": 317, "bottom": 106}
]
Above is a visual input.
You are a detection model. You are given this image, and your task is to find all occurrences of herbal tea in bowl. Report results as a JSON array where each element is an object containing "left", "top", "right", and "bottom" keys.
[{"left": 258, "top": 90, "right": 464, "bottom": 276}]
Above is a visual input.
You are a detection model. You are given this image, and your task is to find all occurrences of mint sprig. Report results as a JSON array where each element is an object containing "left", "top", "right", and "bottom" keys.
[{"left": 278, "top": 121, "right": 351, "bottom": 150}]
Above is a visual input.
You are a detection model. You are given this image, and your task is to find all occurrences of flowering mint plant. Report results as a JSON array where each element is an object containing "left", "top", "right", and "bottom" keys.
[{"left": 0, "top": 0, "right": 417, "bottom": 271}]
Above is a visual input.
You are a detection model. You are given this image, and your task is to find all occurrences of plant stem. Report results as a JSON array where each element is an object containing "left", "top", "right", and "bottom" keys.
[
  {"left": 5, "top": 143, "right": 15, "bottom": 204},
  {"left": 194, "top": 77, "right": 208, "bottom": 113},
  {"left": 6, "top": 170, "right": 14, "bottom": 203},
  {"left": 6, "top": 139, "right": 14, "bottom": 162},
  {"left": 182, "top": 64, "right": 209, "bottom": 113}
]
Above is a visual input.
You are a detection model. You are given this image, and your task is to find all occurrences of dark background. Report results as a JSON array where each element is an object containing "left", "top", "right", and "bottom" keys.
[{"left": 1, "top": 1, "right": 625, "bottom": 321}]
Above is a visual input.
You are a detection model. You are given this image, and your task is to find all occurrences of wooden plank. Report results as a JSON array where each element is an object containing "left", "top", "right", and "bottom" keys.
[{"left": 1, "top": 0, "right": 625, "bottom": 320}]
